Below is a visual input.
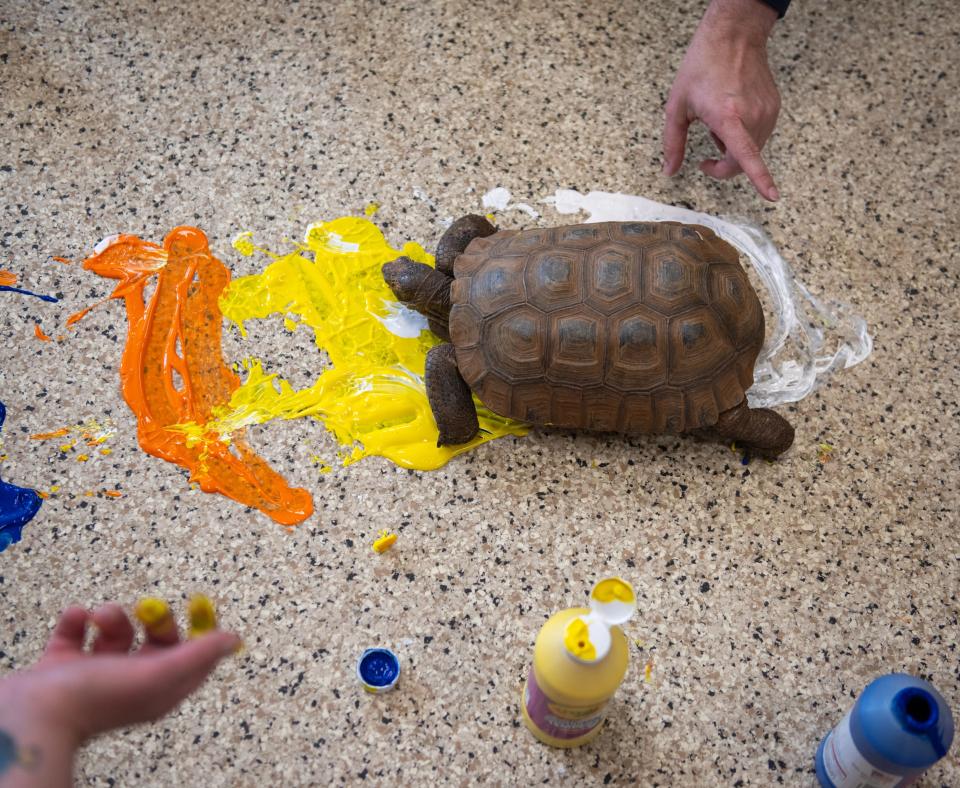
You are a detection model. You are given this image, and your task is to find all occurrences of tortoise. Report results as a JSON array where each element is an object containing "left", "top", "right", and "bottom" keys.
[{"left": 382, "top": 215, "right": 794, "bottom": 457}]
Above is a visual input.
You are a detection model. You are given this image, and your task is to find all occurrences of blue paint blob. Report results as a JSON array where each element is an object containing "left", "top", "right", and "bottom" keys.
[
  {"left": 0, "top": 402, "right": 43, "bottom": 553},
  {"left": 357, "top": 648, "right": 400, "bottom": 692},
  {"left": 0, "top": 285, "right": 58, "bottom": 303}
]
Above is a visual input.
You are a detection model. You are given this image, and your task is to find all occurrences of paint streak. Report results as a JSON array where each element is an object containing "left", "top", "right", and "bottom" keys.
[
  {"left": 179, "top": 216, "right": 528, "bottom": 471},
  {"left": 103, "top": 490, "right": 123, "bottom": 498},
  {"left": 75, "top": 228, "right": 312, "bottom": 526},
  {"left": 34, "top": 324, "right": 53, "bottom": 342},
  {"left": 31, "top": 427, "right": 70, "bottom": 440},
  {"left": 52, "top": 257, "right": 72, "bottom": 265},
  {"left": 0, "top": 402, "right": 43, "bottom": 553},
  {"left": 0, "top": 270, "right": 58, "bottom": 303}
]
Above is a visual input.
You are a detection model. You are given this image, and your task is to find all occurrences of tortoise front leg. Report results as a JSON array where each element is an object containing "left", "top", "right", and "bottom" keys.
[
  {"left": 435, "top": 214, "right": 496, "bottom": 276},
  {"left": 715, "top": 399, "right": 795, "bottom": 458},
  {"left": 425, "top": 343, "right": 479, "bottom": 446}
]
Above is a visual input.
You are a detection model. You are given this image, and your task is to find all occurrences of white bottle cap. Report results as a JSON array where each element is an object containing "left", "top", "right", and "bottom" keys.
[{"left": 564, "top": 577, "right": 637, "bottom": 663}]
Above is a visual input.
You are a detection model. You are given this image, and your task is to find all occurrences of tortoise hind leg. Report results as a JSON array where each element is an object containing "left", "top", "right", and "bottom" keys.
[
  {"left": 715, "top": 399, "right": 795, "bottom": 458},
  {"left": 435, "top": 215, "right": 496, "bottom": 276},
  {"left": 425, "top": 344, "right": 479, "bottom": 446}
]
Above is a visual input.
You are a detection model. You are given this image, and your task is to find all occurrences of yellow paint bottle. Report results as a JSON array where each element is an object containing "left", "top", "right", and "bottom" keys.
[{"left": 522, "top": 577, "right": 637, "bottom": 747}]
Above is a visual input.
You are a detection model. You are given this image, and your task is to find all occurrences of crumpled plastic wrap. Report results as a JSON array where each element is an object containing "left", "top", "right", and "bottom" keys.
[{"left": 540, "top": 189, "right": 873, "bottom": 408}]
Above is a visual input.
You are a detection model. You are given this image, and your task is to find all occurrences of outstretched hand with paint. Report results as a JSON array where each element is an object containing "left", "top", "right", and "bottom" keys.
[
  {"left": 0, "top": 602, "right": 239, "bottom": 788},
  {"left": 663, "top": 0, "right": 783, "bottom": 201}
]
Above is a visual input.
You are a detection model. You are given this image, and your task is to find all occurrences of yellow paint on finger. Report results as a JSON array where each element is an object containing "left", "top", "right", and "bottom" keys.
[
  {"left": 174, "top": 217, "right": 528, "bottom": 471},
  {"left": 187, "top": 594, "right": 217, "bottom": 637},
  {"left": 135, "top": 598, "right": 178, "bottom": 641}
]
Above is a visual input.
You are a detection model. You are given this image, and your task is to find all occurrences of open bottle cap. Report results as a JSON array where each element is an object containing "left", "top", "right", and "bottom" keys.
[{"left": 564, "top": 577, "right": 637, "bottom": 663}]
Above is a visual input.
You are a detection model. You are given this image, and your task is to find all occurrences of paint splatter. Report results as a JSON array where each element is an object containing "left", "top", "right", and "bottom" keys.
[
  {"left": 644, "top": 659, "right": 654, "bottom": 683},
  {"left": 0, "top": 269, "right": 58, "bottom": 303},
  {"left": 33, "top": 324, "right": 53, "bottom": 342},
  {"left": 372, "top": 529, "right": 398, "bottom": 554},
  {"left": 31, "top": 419, "right": 115, "bottom": 452},
  {"left": 73, "top": 228, "right": 313, "bottom": 527},
  {"left": 190, "top": 216, "right": 528, "bottom": 471},
  {"left": 817, "top": 441, "right": 835, "bottom": 464},
  {"left": 0, "top": 402, "right": 43, "bottom": 552}
]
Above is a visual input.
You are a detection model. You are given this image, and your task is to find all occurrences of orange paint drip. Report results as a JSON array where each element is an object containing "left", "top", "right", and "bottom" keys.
[
  {"left": 34, "top": 324, "right": 53, "bottom": 342},
  {"left": 103, "top": 490, "right": 123, "bottom": 498},
  {"left": 52, "top": 256, "right": 72, "bottom": 265},
  {"left": 78, "top": 228, "right": 313, "bottom": 526},
  {"left": 30, "top": 428, "right": 70, "bottom": 440},
  {"left": 0, "top": 270, "right": 16, "bottom": 286}
]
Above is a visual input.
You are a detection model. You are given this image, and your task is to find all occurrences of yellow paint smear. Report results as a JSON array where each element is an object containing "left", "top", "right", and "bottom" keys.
[{"left": 178, "top": 216, "right": 527, "bottom": 471}]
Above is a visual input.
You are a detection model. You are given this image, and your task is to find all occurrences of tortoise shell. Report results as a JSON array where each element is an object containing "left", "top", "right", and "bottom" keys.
[{"left": 447, "top": 221, "right": 764, "bottom": 433}]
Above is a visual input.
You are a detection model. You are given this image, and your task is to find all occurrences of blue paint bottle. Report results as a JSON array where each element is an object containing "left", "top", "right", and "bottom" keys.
[{"left": 815, "top": 673, "right": 954, "bottom": 787}]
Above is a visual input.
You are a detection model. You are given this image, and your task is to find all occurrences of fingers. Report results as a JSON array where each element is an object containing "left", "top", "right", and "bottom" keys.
[
  {"left": 712, "top": 117, "right": 779, "bottom": 201},
  {"left": 700, "top": 157, "right": 742, "bottom": 180},
  {"left": 44, "top": 605, "right": 90, "bottom": 656},
  {"left": 662, "top": 97, "right": 691, "bottom": 176},
  {"left": 91, "top": 604, "right": 136, "bottom": 654}
]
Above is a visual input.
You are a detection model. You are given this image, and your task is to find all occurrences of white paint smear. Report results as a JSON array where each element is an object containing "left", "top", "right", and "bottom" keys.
[
  {"left": 520, "top": 189, "right": 873, "bottom": 408},
  {"left": 94, "top": 234, "right": 119, "bottom": 254},
  {"left": 482, "top": 187, "right": 541, "bottom": 220},
  {"left": 377, "top": 301, "right": 430, "bottom": 339}
]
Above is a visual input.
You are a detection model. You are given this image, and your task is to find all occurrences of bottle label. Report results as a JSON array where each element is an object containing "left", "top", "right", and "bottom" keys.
[
  {"left": 524, "top": 667, "right": 608, "bottom": 741},
  {"left": 822, "top": 709, "right": 901, "bottom": 788}
]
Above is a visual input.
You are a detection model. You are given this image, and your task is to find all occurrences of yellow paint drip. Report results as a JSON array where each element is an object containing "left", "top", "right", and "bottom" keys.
[
  {"left": 364, "top": 201, "right": 380, "bottom": 217},
  {"left": 175, "top": 216, "right": 528, "bottom": 471},
  {"left": 563, "top": 617, "right": 597, "bottom": 662}
]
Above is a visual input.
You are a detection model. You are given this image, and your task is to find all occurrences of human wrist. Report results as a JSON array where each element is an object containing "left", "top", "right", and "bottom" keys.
[{"left": 701, "top": 0, "right": 777, "bottom": 46}]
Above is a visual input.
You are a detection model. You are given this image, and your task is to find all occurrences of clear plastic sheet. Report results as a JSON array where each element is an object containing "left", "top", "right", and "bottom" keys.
[{"left": 539, "top": 189, "right": 873, "bottom": 408}]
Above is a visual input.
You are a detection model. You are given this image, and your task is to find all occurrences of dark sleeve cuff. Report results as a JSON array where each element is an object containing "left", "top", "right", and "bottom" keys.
[{"left": 758, "top": 0, "right": 791, "bottom": 18}]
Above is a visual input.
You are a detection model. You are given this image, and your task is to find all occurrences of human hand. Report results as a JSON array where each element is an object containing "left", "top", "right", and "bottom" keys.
[
  {"left": 662, "top": 0, "right": 782, "bottom": 201},
  {"left": 0, "top": 603, "right": 240, "bottom": 788}
]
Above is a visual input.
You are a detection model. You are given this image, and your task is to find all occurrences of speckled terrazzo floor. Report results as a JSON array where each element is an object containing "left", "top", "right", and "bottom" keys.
[{"left": 1, "top": 0, "right": 958, "bottom": 785}]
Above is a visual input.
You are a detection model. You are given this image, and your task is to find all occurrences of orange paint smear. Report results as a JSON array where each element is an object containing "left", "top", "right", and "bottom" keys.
[
  {"left": 34, "top": 324, "right": 53, "bottom": 342},
  {"left": 52, "top": 257, "right": 72, "bottom": 265},
  {"left": 0, "top": 270, "right": 16, "bottom": 286},
  {"left": 76, "top": 228, "right": 313, "bottom": 527},
  {"left": 30, "top": 428, "right": 70, "bottom": 440},
  {"left": 103, "top": 490, "right": 123, "bottom": 498}
]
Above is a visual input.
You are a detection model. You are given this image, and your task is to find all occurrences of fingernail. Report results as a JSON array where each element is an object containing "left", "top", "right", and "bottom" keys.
[{"left": 769, "top": 187, "right": 780, "bottom": 201}]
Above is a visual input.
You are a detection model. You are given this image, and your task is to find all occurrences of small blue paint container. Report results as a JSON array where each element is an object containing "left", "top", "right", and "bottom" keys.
[
  {"left": 815, "top": 673, "right": 954, "bottom": 787},
  {"left": 357, "top": 648, "right": 400, "bottom": 694}
]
